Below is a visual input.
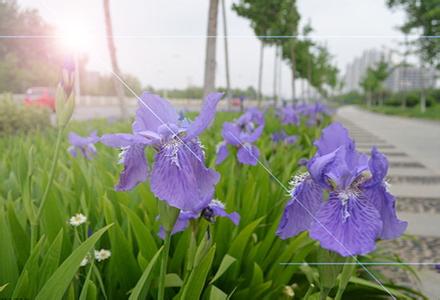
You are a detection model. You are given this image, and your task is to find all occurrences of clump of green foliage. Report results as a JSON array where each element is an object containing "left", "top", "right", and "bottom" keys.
[
  {"left": 0, "top": 110, "right": 426, "bottom": 299},
  {"left": 0, "top": 94, "right": 51, "bottom": 135}
]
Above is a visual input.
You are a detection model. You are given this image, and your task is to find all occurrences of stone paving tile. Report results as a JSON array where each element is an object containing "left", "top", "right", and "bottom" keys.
[{"left": 397, "top": 197, "right": 440, "bottom": 214}]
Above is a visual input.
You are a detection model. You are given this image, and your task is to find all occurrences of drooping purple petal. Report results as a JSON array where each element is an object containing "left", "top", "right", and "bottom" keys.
[
  {"left": 208, "top": 200, "right": 240, "bottom": 225},
  {"left": 309, "top": 192, "right": 382, "bottom": 256},
  {"left": 150, "top": 140, "right": 219, "bottom": 211},
  {"left": 158, "top": 211, "right": 199, "bottom": 239},
  {"left": 132, "top": 92, "right": 179, "bottom": 134},
  {"left": 277, "top": 176, "right": 323, "bottom": 239},
  {"left": 237, "top": 143, "right": 259, "bottom": 165},
  {"left": 185, "top": 92, "right": 223, "bottom": 140},
  {"left": 215, "top": 142, "right": 229, "bottom": 165},
  {"left": 68, "top": 131, "right": 99, "bottom": 160},
  {"left": 115, "top": 144, "right": 148, "bottom": 191},
  {"left": 364, "top": 184, "right": 407, "bottom": 239}
]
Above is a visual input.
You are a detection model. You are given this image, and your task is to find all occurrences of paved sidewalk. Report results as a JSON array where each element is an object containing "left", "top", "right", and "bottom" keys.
[{"left": 337, "top": 106, "right": 440, "bottom": 175}]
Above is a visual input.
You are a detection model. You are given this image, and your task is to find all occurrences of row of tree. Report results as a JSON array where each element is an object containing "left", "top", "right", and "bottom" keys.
[{"left": 202, "top": 0, "right": 340, "bottom": 105}]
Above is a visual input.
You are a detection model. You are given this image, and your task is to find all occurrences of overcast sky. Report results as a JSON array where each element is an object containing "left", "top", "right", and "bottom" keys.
[{"left": 19, "top": 0, "right": 407, "bottom": 97}]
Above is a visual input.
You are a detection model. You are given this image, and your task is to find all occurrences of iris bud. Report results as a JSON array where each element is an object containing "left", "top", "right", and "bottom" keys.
[{"left": 56, "top": 56, "right": 76, "bottom": 128}]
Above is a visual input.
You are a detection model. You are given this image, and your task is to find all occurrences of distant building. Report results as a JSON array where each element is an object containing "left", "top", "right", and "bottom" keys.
[
  {"left": 344, "top": 48, "right": 438, "bottom": 93},
  {"left": 385, "top": 65, "right": 438, "bottom": 92},
  {"left": 344, "top": 49, "right": 385, "bottom": 92}
]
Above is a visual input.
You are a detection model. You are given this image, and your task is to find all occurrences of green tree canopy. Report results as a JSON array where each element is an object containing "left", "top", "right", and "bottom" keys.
[{"left": 386, "top": 0, "right": 440, "bottom": 69}]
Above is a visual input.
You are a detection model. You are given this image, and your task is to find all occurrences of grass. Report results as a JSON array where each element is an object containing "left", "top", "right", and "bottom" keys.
[
  {"left": 0, "top": 110, "right": 425, "bottom": 299},
  {"left": 365, "top": 104, "right": 440, "bottom": 121}
]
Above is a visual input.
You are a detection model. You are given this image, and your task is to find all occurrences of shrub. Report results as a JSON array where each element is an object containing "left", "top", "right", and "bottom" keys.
[{"left": 0, "top": 93, "right": 51, "bottom": 135}]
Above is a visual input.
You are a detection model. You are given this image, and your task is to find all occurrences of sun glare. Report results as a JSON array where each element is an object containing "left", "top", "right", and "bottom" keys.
[{"left": 57, "top": 22, "right": 91, "bottom": 53}]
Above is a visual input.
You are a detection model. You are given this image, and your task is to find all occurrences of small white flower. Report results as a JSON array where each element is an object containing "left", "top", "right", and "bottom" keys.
[
  {"left": 80, "top": 256, "right": 89, "bottom": 267},
  {"left": 94, "top": 249, "right": 111, "bottom": 262},
  {"left": 69, "top": 213, "right": 87, "bottom": 227}
]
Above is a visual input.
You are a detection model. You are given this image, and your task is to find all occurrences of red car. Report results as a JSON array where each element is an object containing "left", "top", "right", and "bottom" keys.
[{"left": 24, "top": 87, "right": 55, "bottom": 111}]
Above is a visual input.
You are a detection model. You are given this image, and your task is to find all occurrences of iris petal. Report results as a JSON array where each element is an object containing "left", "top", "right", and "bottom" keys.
[
  {"left": 132, "top": 92, "right": 179, "bottom": 133},
  {"left": 310, "top": 192, "right": 382, "bottom": 256},
  {"left": 237, "top": 143, "right": 259, "bottom": 165},
  {"left": 151, "top": 140, "right": 219, "bottom": 211},
  {"left": 314, "top": 122, "right": 355, "bottom": 156},
  {"left": 115, "top": 144, "right": 148, "bottom": 191},
  {"left": 215, "top": 142, "right": 229, "bottom": 165},
  {"left": 364, "top": 185, "right": 407, "bottom": 239},
  {"left": 277, "top": 176, "right": 323, "bottom": 239},
  {"left": 185, "top": 92, "right": 223, "bottom": 140}
]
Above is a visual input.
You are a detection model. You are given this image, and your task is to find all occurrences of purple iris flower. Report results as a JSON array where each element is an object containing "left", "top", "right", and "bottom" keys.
[
  {"left": 278, "top": 105, "right": 300, "bottom": 125},
  {"left": 158, "top": 199, "right": 240, "bottom": 238},
  {"left": 298, "top": 102, "right": 332, "bottom": 126},
  {"left": 101, "top": 92, "right": 223, "bottom": 211},
  {"left": 216, "top": 108, "right": 264, "bottom": 166},
  {"left": 272, "top": 130, "right": 298, "bottom": 145},
  {"left": 277, "top": 122, "right": 407, "bottom": 257},
  {"left": 68, "top": 131, "right": 99, "bottom": 159}
]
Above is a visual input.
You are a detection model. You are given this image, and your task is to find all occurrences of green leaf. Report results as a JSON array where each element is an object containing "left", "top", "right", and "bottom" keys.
[
  {"left": 180, "top": 245, "right": 216, "bottom": 300},
  {"left": 207, "top": 285, "right": 228, "bottom": 300},
  {"left": 335, "top": 257, "right": 356, "bottom": 300},
  {"left": 228, "top": 217, "right": 263, "bottom": 261},
  {"left": 0, "top": 208, "right": 19, "bottom": 296},
  {"left": 0, "top": 283, "right": 9, "bottom": 293},
  {"left": 35, "top": 224, "right": 112, "bottom": 300},
  {"left": 38, "top": 229, "right": 64, "bottom": 289},
  {"left": 165, "top": 273, "right": 183, "bottom": 287},
  {"left": 209, "top": 255, "right": 236, "bottom": 284},
  {"left": 79, "top": 262, "right": 95, "bottom": 300},
  {"left": 12, "top": 236, "right": 45, "bottom": 298},
  {"left": 349, "top": 277, "right": 412, "bottom": 300},
  {"left": 128, "top": 246, "right": 163, "bottom": 300},
  {"left": 121, "top": 205, "right": 158, "bottom": 260}
]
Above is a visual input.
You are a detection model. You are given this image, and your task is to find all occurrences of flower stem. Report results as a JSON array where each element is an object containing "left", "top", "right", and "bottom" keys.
[
  {"left": 37, "top": 127, "right": 64, "bottom": 220},
  {"left": 158, "top": 231, "right": 171, "bottom": 300}
]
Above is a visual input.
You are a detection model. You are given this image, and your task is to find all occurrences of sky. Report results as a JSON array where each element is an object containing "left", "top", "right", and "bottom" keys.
[{"left": 19, "top": 0, "right": 407, "bottom": 98}]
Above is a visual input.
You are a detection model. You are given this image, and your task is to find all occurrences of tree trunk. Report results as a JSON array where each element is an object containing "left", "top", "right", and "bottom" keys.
[
  {"left": 290, "top": 43, "right": 296, "bottom": 103},
  {"left": 203, "top": 0, "right": 219, "bottom": 97},
  {"left": 257, "top": 42, "right": 264, "bottom": 107},
  {"left": 278, "top": 49, "right": 283, "bottom": 105},
  {"left": 273, "top": 46, "right": 279, "bottom": 105},
  {"left": 103, "top": 0, "right": 126, "bottom": 119},
  {"left": 221, "top": 0, "right": 231, "bottom": 107},
  {"left": 307, "top": 57, "right": 312, "bottom": 103},
  {"left": 420, "top": 62, "right": 426, "bottom": 113}
]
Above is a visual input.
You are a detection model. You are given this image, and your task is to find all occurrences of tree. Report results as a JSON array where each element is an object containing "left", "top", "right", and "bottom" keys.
[
  {"left": 386, "top": 0, "right": 440, "bottom": 69},
  {"left": 233, "top": 0, "right": 290, "bottom": 105},
  {"left": 203, "top": 0, "right": 220, "bottom": 97},
  {"left": 103, "top": 0, "right": 127, "bottom": 119},
  {"left": 0, "top": 1, "right": 62, "bottom": 93},
  {"left": 360, "top": 60, "right": 389, "bottom": 106}
]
